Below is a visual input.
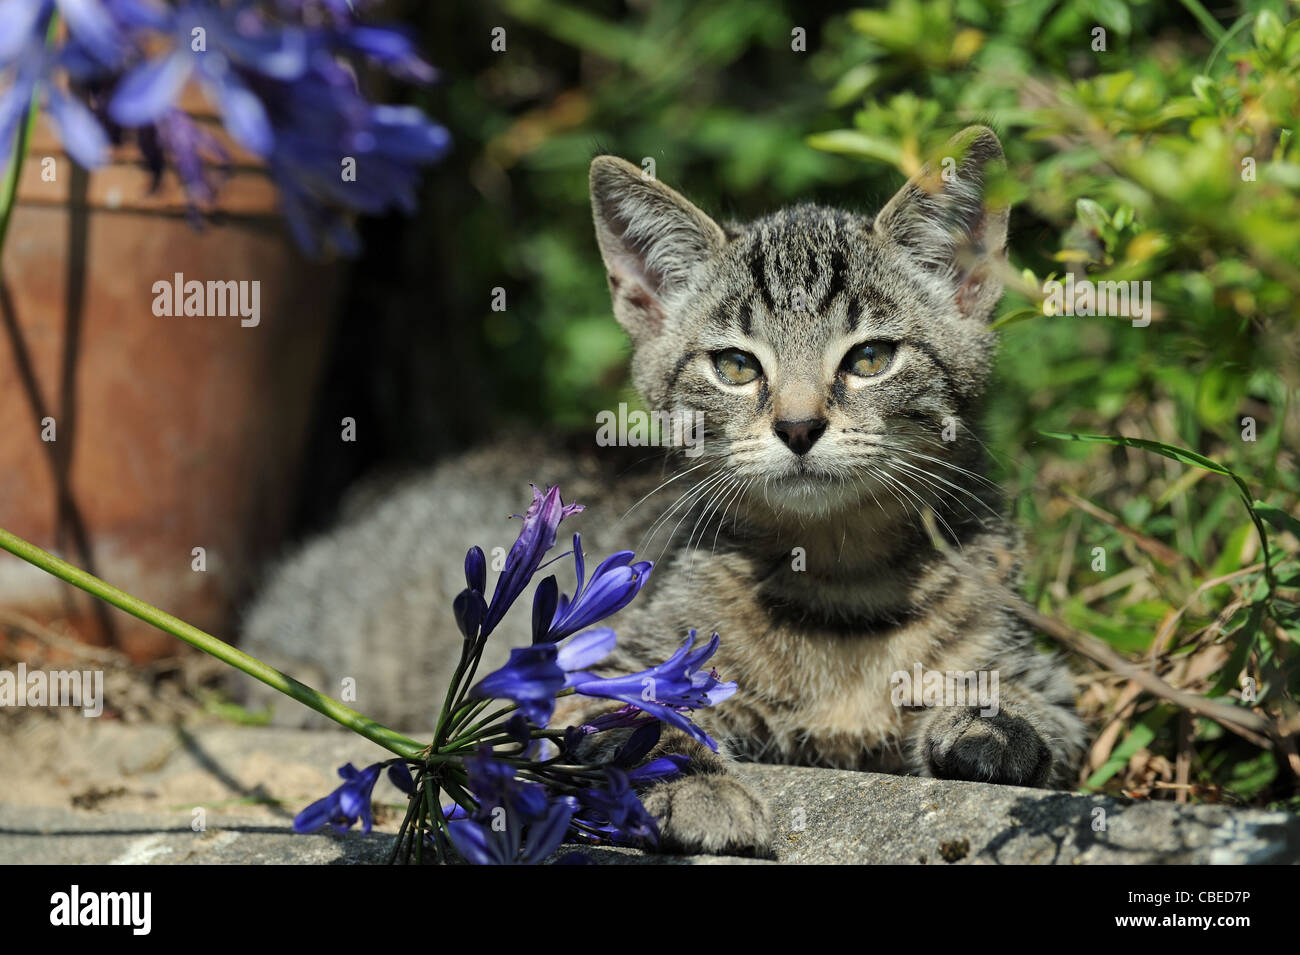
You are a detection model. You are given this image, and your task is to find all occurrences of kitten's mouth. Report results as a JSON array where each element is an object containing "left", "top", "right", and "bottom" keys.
[
  {"left": 744, "top": 466, "right": 865, "bottom": 515},
  {"left": 774, "top": 457, "right": 846, "bottom": 483}
]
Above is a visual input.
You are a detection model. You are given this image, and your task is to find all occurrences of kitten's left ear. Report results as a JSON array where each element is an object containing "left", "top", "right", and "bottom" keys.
[
  {"left": 590, "top": 156, "right": 726, "bottom": 340},
  {"left": 873, "top": 125, "right": 1009, "bottom": 322}
]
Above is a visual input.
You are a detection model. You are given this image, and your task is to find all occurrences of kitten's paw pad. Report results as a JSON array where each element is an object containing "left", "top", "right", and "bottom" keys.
[
  {"left": 924, "top": 707, "right": 1052, "bottom": 787},
  {"left": 641, "top": 775, "right": 775, "bottom": 858}
]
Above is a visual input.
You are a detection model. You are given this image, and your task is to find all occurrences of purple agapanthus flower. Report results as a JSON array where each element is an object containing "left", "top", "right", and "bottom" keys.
[
  {"left": 569, "top": 631, "right": 737, "bottom": 750},
  {"left": 477, "top": 485, "right": 584, "bottom": 637},
  {"left": 293, "top": 758, "right": 413, "bottom": 835},
  {"left": 293, "top": 485, "right": 738, "bottom": 864},
  {"left": 293, "top": 761, "right": 379, "bottom": 834},
  {"left": 543, "top": 534, "right": 652, "bottom": 642},
  {"left": 443, "top": 751, "right": 576, "bottom": 865},
  {"left": 468, "top": 626, "right": 616, "bottom": 725},
  {"left": 563, "top": 708, "right": 691, "bottom": 783},
  {"left": 446, "top": 797, "right": 577, "bottom": 866},
  {"left": 0, "top": 2, "right": 121, "bottom": 170},
  {"left": 572, "top": 768, "right": 660, "bottom": 846},
  {"left": 610, "top": 717, "right": 689, "bottom": 782},
  {"left": 0, "top": 0, "right": 450, "bottom": 255},
  {"left": 0, "top": 0, "right": 125, "bottom": 70},
  {"left": 108, "top": 2, "right": 314, "bottom": 155}
]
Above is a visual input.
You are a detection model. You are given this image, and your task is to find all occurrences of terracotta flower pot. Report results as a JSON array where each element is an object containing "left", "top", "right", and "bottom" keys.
[{"left": 0, "top": 108, "right": 339, "bottom": 663}]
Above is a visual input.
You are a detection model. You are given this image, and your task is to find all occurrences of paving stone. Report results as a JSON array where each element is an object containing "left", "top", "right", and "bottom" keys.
[{"left": 1, "top": 724, "right": 1295, "bottom": 864}]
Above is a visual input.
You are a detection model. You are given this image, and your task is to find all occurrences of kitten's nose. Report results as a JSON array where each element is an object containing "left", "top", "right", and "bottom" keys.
[{"left": 773, "top": 418, "right": 828, "bottom": 456}]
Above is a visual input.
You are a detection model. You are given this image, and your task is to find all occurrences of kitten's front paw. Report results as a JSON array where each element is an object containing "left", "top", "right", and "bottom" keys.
[
  {"left": 922, "top": 706, "right": 1052, "bottom": 787},
  {"left": 641, "top": 774, "right": 775, "bottom": 858}
]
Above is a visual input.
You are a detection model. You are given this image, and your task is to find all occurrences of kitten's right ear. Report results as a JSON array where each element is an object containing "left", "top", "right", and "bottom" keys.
[{"left": 590, "top": 156, "right": 726, "bottom": 339}]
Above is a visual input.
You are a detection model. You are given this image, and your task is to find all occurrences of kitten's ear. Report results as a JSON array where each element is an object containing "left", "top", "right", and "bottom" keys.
[
  {"left": 590, "top": 156, "right": 726, "bottom": 339},
  {"left": 873, "top": 126, "right": 1009, "bottom": 322}
]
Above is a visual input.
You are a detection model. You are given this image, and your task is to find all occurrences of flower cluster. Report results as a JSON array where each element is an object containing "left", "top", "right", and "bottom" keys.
[
  {"left": 293, "top": 484, "right": 737, "bottom": 864},
  {"left": 0, "top": 0, "right": 449, "bottom": 255}
]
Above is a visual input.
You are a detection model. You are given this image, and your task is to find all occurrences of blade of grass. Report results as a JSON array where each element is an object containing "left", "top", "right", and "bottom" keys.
[
  {"left": 1043, "top": 432, "right": 1276, "bottom": 598},
  {"left": 1084, "top": 706, "right": 1173, "bottom": 790},
  {"left": 1178, "top": 0, "right": 1228, "bottom": 43}
]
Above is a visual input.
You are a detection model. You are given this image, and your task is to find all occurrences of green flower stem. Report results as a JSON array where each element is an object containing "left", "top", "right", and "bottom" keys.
[
  {"left": 433, "top": 636, "right": 479, "bottom": 745},
  {"left": 447, "top": 696, "right": 494, "bottom": 736},
  {"left": 467, "top": 731, "right": 565, "bottom": 750},
  {"left": 426, "top": 783, "right": 447, "bottom": 864},
  {"left": 440, "top": 631, "right": 496, "bottom": 736},
  {"left": 0, "top": 12, "right": 58, "bottom": 259},
  {"left": 389, "top": 767, "right": 428, "bottom": 865},
  {"left": 440, "top": 774, "right": 476, "bottom": 812},
  {"left": 442, "top": 702, "right": 520, "bottom": 750},
  {"left": 1178, "top": 0, "right": 1228, "bottom": 42},
  {"left": 0, "top": 527, "right": 426, "bottom": 759}
]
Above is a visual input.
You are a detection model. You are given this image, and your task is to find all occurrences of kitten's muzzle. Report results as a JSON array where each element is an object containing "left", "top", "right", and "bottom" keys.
[{"left": 773, "top": 418, "right": 828, "bottom": 456}]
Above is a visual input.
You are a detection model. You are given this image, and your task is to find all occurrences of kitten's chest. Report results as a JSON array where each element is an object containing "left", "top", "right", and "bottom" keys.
[{"left": 623, "top": 550, "right": 960, "bottom": 767}]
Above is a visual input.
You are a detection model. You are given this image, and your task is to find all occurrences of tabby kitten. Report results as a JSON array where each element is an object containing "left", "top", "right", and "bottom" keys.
[{"left": 241, "top": 126, "right": 1085, "bottom": 857}]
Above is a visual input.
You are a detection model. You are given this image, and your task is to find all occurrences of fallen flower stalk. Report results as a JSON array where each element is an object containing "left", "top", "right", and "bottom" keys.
[
  {"left": 0, "top": 483, "right": 735, "bottom": 865},
  {"left": 0, "top": 526, "right": 427, "bottom": 758}
]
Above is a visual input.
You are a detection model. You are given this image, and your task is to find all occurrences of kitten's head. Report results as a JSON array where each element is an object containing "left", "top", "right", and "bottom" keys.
[{"left": 589, "top": 126, "right": 1008, "bottom": 519}]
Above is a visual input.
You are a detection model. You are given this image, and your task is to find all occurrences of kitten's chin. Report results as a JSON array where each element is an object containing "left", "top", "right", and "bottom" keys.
[{"left": 748, "top": 471, "right": 865, "bottom": 518}]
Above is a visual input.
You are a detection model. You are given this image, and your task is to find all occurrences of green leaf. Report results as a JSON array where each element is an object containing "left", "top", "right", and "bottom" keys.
[
  {"left": 1092, "top": 0, "right": 1131, "bottom": 35},
  {"left": 827, "top": 64, "right": 881, "bottom": 108},
  {"left": 1253, "top": 10, "right": 1285, "bottom": 53},
  {"left": 1225, "top": 750, "right": 1278, "bottom": 800},
  {"left": 1212, "top": 603, "right": 1262, "bottom": 695},
  {"left": 804, "top": 130, "right": 903, "bottom": 167},
  {"left": 1041, "top": 432, "right": 1277, "bottom": 597},
  {"left": 1084, "top": 707, "right": 1174, "bottom": 790},
  {"left": 1075, "top": 197, "right": 1111, "bottom": 231},
  {"left": 1190, "top": 74, "right": 1216, "bottom": 105},
  {"left": 1039, "top": 431, "right": 1231, "bottom": 476},
  {"left": 1254, "top": 502, "right": 1300, "bottom": 541},
  {"left": 989, "top": 305, "right": 1044, "bottom": 330}
]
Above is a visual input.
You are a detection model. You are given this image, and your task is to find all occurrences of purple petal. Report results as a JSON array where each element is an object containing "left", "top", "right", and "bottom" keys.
[
  {"left": 531, "top": 576, "right": 558, "bottom": 644},
  {"left": 292, "top": 793, "right": 339, "bottom": 833},
  {"left": 571, "top": 534, "right": 586, "bottom": 594},
  {"left": 0, "top": 0, "right": 43, "bottom": 65},
  {"left": 613, "top": 719, "right": 662, "bottom": 766},
  {"left": 556, "top": 628, "right": 616, "bottom": 673},
  {"left": 0, "top": 76, "right": 36, "bottom": 153},
  {"left": 47, "top": 90, "right": 109, "bottom": 167},
  {"left": 620, "top": 701, "right": 719, "bottom": 751},
  {"left": 109, "top": 51, "right": 193, "bottom": 126},
  {"left": 627, "top": 754, "right": 690, "bottom": 783},
  {"left": 482, "top": 486, "right": 582, "bottom": 635},
  {"left": 210, "top": 74, "right": 273, "bottom": 156},
  {"left": 222, "top": 25, "right": 309, "bottom": 80},
  {"left": 57, "top": 0, "right": 124, "bottom": 65},
  {"left": 387, "top": 762, "right": 414, "bottom": 795},
  {"left": 521, "top": 798, "right": 578, "bottom": 863},
  {"left": 345, "top": 25, "right": 437, "bottom": 83},
  {"left": 446, "top": 819, "right": 505, "bottom": 865},
  {"left": 464, "top": 546, "right": 486, "bottom": 593},
  {"left": 368, "top": 106, "right": 451, "bottom": 161}
]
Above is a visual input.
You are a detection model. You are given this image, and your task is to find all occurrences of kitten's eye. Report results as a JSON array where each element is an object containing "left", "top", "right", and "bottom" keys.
[
  {"left": 713, "top": 349, "right": 762, "bottom": 385},
  {"left": 843, "top": 341, "right": 896, "bottom": 378}
]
